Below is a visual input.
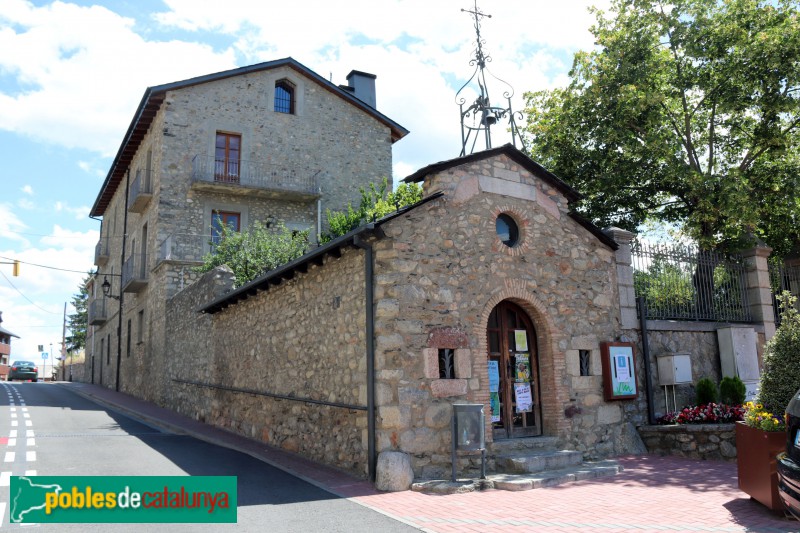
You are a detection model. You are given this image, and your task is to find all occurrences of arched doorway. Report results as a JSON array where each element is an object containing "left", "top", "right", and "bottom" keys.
[{"left": 486, "top": 300, "right": 542, "bottom": 439}]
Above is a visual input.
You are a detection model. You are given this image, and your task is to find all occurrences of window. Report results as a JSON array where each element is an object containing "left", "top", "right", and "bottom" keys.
[
  {"left": 137, "top": 310, "right": 144, "bottom": 344},
  {"left": 211, "top": 210, "right": 241, "bottom": 245},
  {"left": 579, "top": 350, "right": 591, "bottom": 376},
  {"left": 106, "top": 334, "right": 111, "bottom": 365},
  {"left": 274, "top": 81, "right": 295, "bottom": 114},
  {"left": 438, "top": 349, "right": 455, "bottom": 379},
  {"left": 214, "top": 132, "right": 241, "bottom": 182},
  {"left": 126, "top": 319, "right": 132, "bottom": 358},
  {"left": 496, "top": 213, "right": 519, "bottom": 247}
]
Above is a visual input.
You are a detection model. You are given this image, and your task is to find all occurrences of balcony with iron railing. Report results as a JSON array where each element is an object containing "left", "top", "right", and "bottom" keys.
[
  {"left": 94, "top": 237, "right": 110, "bottom": 266},
  {"left": 191, "top": 155, "right": 320, "bottom": 200},
  {"left": 88, "top": 299, "right": 108, "bottom": 325},
  {"left": 157, "top": 233, "right": 213, "bottom": 267},
  {"left": 128, "top": 168, "right": 153, "bottom": 213},
  {"left": 122, "top": 253, "right": 149, "bottom": 293}
]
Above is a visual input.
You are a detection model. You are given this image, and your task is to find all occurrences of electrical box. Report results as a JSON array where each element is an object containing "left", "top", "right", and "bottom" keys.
[
  {"left": 657, "top": 353, "right": 693, "bottom": 386},
  {"left": 717, "top": 327, "right": 759, "bottom": 381}
]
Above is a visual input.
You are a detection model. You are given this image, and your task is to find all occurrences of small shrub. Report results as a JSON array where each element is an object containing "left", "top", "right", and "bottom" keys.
[
  {"left": 695, "top": 377, "right": 718, "bottom": 405},
  {"left": 719, "top": 376, "right": 746, "bottom": 406}
]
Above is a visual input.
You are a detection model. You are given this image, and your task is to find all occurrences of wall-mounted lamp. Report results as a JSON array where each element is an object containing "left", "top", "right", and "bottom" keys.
[{"left": 101, "top": 276, "right": 120, "bottom": 300}]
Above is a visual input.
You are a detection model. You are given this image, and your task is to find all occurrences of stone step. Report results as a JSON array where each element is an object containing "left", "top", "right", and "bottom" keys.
[
  {"left": 495, "top": 449, "right": 583, "bottom": 474},
  {"left": 410, "top": 460, "right": 623, "bottom": 494},
  {"left": 488, "top": 436, "right": 559, "bottom": 454},
  {"left": 490, "top": 460, "right": 623, "bottom": 491}
]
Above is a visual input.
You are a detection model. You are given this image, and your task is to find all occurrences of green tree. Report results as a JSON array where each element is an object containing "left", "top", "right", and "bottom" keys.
[
  {"left": 65, "top": 274, "right": 89, "bottom": 353},
  {"left": 523, "top": 0, "right": 800, "bottom": 255},
  {"left": 321, "top": 179, "right": 423, "bottom": 243},
  {"left": 196, "top": 180, "right": 423, "bottom": 285},
  {"left": 196, "top": 222, "right": 310, "bottom": 287}
]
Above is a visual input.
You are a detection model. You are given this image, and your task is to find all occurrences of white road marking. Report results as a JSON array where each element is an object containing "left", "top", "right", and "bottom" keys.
[
  {"left": 25, "top": 470, "right": 36, "bottom": 476},
  {"left": 24, "top": 420, "right": 32, "bottom": 427},
  {"left": 27, "top": 439, "right": 35, "bottom": 447},
  {"left": 11, "top": 421, "right": 18, "bottom": 427},
  {"left": 10, "top": 430, "right": 17, "bottom": 438},
  {"left": 4, "top": 452, "right": 14, "bottom": 462},
  {"left": 10, "top": 413, "right": 16, "bottom": 418},
  {"left": 8, "top": 438, "right": 16, "bottom": 447},
  {"left": 0, "top": 502, "right": 6, "bottom": 527},
  {"left": 26, "top": 430, "right": 34, "bottom": 438},
  {"left": 0, "top": 471, "right": 10, "bottom": 486},
  {"left": 26, "top": 451, "right": 35, "bottom": 462}
]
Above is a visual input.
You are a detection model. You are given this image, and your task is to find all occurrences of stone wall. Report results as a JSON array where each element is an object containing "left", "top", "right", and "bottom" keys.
[
  {"left": 164, "top": 253, "right": 370, "bottom": 477},
  {"left": 638, "top": 424, "right": 737, "bottom": 461}
]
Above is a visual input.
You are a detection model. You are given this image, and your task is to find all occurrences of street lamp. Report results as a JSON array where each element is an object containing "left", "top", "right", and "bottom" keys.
[{"left": 101, "top": 276, "right": 120, "bottom": 300}]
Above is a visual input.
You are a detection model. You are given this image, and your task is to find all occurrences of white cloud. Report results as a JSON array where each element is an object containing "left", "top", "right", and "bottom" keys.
[
  {"left": 0, "top": 1, "right": 237, "bottom": 157},
  {"left": 0, "top": 203, "right": 30, "bottom": 245},
  {"left": 21, "top": 185, "right": 33, "bottom": 195},
  {"left": 17, "top": 198, "right": 34, "bottom": 210}
]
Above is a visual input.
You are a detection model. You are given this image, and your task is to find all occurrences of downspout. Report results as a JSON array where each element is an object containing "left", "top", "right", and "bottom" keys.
[
  {"left": 353, "top": 233, "right": 376, "bottom": 482},
  {"left": 115, "top": 169, "right": 131, "bottom": 392},
  {"left": 637, "top": 296, "right": 656, "bottom": 425}
]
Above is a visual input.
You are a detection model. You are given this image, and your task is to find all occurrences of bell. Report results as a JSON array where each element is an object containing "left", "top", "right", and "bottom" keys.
[{"left": 482, "top": 110, "right": 497, "bottom": 126}]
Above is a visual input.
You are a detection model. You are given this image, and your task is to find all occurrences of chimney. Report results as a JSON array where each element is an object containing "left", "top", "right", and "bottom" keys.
[{"left": 346, "top": 70, "right": 377, "bottom": 108}]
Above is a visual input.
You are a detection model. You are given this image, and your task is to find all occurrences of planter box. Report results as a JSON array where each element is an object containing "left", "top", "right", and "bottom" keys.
[{"left": 736, "top": 421, "right": 786, "bottom": 512}]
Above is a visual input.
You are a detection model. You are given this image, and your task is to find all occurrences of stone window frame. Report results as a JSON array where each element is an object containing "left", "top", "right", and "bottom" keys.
[
  {"left": 492, "top": 206, "right": 529, "bottom": 257},
  {"left": 422, "top": 327, "right": 472, "bottom": 398},
  {"left": 423, "top": 347, "right": 472, "bottom": 398},
  {"left": 202, "top": 202, "right": 250, "bottom": 256},
  {"left": 267, "top": 72, "right": 305, "bottom": 117},
  {"left": 274, "top": 79, "right": 295, "bottom": 114}
]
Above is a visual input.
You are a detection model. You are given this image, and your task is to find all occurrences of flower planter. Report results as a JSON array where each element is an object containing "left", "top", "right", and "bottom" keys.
[{"left": 736, "top": 421, "right": 786, "bottom": 512}]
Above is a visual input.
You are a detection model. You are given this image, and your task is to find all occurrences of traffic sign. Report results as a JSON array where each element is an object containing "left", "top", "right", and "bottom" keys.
[{"left": 41, "top": 352, "right": 48, "bottom": 360}]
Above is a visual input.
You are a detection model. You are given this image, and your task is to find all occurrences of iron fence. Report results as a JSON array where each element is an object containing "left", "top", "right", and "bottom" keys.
[
  {"left": 631, "top": 241, "right": 751, "bottom": 322},
  {"left": 769, "top": 260, "right": 800, "bottom": 326},
  {"left": 191, "top": 155, "right": 320, "bottom": 195}
]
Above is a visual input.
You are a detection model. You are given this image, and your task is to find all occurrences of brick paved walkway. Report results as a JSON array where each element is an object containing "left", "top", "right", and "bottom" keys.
[{"left": 61, "top": 382, "right": 799, "bottom": 532}]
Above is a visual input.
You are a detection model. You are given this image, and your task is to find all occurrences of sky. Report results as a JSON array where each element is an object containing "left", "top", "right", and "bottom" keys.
[{"left": 0, "top": 0, "right": 611, "bottom": 363}]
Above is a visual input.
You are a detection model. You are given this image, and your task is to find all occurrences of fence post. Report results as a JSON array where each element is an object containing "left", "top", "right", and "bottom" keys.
[
  {"left": 740, "top": 242, "right": 776, "bottom": 340},
  {"left": 603, "top": 227, "right": 638, "bottom": 329}
]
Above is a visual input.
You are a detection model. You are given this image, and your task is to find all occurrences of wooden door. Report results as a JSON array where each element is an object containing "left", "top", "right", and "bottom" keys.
[{"left": 487, "top": 301, "right": 541, "bottom": 439}]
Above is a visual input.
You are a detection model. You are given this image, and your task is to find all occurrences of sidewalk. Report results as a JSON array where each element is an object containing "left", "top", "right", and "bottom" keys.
[{"left": 59, "top": 381, "right": 798, "bottom": 532}]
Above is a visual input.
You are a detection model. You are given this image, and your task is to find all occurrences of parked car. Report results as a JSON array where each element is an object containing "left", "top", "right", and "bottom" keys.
[
  {"left": 778, "top": 387, "right": 800, "bottom": 519},
  {"left": 7, "top": 361, "right": 38, "bottom": 382}
]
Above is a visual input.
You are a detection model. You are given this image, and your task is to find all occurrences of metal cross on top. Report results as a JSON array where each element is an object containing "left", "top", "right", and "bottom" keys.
[{"left": 456, "top": 1, "right": 526, "bottom": 156}]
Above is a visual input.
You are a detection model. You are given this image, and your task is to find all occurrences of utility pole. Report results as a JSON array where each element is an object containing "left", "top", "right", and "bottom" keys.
[{"left": 61, "top": 302, "right": 67, "bottom": 381}]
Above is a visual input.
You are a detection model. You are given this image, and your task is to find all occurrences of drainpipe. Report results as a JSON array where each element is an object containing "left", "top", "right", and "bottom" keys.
[
  {"left": 637, "top": 296, "right": 656, "bottom": 425},
  {"left": 115, "top": 169, "right": 131, "bottom": 392},
  {"left": 353, "top": 233, "right": 376, "bottom": 482}
]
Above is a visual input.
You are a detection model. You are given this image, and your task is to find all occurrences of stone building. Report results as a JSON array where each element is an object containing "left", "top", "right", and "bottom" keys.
[
  {"left": 86, "top": 58, "right": 408, "bottom": 400},
  {"left": 162, "top": 144, "right": 646, "bottom": 481},
  {"left": 0, "top": 311, "right": 20, "bottom": 368}
]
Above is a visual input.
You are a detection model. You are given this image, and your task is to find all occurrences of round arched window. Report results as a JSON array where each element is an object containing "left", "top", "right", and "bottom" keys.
[{"left": 496, "top": 213, "right": 519, "bottom": 247}]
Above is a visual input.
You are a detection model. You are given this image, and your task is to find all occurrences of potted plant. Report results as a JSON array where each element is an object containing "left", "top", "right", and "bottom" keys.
[{"left": 737, "top": 292, "right": 800, "bottom": 512}]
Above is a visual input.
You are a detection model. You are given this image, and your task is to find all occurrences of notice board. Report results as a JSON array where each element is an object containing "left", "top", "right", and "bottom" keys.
[{"left": 600, "top": 342, "right": 638, "bottom": 401}]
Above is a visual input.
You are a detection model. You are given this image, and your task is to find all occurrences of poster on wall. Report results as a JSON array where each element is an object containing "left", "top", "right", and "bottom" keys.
[
  {"left": 514, "top": 383, "right": 533, "bottom": 413},
  {"left": 489, "top": 392, "right": 501, "bottom": 422},
  {"left": 487, "top": 360, "right": 500, "bottom": 392},
  {"left": 514, "top": 354, "right": 530, "bottom": 382},
  {"left": 514, "top": 330, "right": 528, "bottom": 352},
  {"left": 600, "top": 342, "right": 638, "bottom": 400}
]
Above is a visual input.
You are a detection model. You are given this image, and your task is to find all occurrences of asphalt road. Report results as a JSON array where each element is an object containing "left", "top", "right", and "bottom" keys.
[{"left": 0, "top": 381, "right": 420, "bottom": 532}]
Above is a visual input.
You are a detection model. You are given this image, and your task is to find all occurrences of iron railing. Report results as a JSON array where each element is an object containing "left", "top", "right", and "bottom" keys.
[
  {"left": 122, "top": 253, "right": 149, "bottom": 290},
  {"left": 769, "top": 260, "right": 800, "bottom": 325},
  {"left": 129, "top": 168, "right": 153, "bottom": 212},
  {"left": 631, "top": 241, "right": 751, "bottom": 322},
  {"left": 191, "top": 155, "right": 320, "bottom": 195},
  {"left": 88, "top": 299, "right": 108, "bottom": 325},
  {"left": 94, "top": 237, "right": 110, "bottom": 266},
  {"left": 157, "top": 233, "right": 212, "bottom": 265}
]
